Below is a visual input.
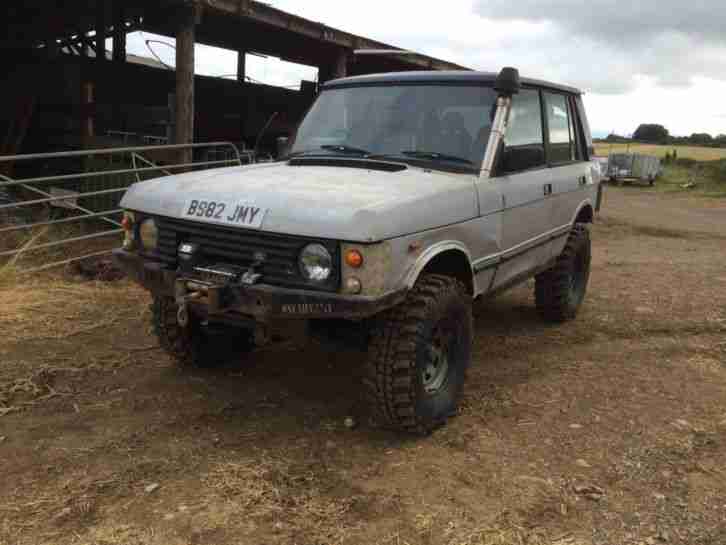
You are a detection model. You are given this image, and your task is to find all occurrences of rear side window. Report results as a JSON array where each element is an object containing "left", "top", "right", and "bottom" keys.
[
  {"left": 544, "top": 92, "right": 576, "bottom": 163},
  {"left": 499, "top": 89, "right": 546, "bottom": 174},
  {"left": 544, "top": 92, "right": 586, "bottom": 164}
]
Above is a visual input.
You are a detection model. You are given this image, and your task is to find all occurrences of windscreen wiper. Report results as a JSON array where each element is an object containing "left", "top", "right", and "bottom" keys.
[
  {"left": 399, "top": 150, "right": 473, "bottom": 165},
  {"left": 320, "top": 144, "right": 373, "bottom": 156},
  {"left": 288, "top": 145, "right": 373, "bottom": 158}
]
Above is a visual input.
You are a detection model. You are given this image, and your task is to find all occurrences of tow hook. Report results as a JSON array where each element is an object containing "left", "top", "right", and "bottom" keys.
[{"left": 174, "top": 280, "right": 203, "bottom": 328}]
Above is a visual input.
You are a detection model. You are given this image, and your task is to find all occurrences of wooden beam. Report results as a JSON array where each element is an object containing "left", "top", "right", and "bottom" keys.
[
  {"left": 175, "top": 6, "right": 199, "bottom": 164},
  {"left": 203, "top": 0, "right": 469, "bottom": 71}
]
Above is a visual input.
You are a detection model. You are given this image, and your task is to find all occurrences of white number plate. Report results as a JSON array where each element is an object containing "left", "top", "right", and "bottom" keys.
[{"left": 181, "top": 199, "right": 267, "bottom": 229}]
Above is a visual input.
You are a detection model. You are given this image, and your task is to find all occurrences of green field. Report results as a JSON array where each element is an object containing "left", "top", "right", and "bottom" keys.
[{"left": 594, "top": 142, "right": 726, "bottom": 161}]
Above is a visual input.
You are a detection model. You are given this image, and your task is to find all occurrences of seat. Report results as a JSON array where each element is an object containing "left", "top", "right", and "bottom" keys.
[
  {"left": 420, "top": 111, "right": 443, "bottom": 151},
  {"left": 440, "top": 112, "right": 472, "bottom": 160}
]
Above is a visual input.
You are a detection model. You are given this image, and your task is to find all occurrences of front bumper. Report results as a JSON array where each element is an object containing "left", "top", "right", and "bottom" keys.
[{"left": 113, "top": 249, "right": 406, "bottom": 320}]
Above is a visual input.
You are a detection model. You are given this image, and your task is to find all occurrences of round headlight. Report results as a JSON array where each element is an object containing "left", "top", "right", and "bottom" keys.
[
  {"left": 139, "top": 219, "right": 159, "bottom": 251},
  {"left": 299, "top": 243, "right": 333, "bottom": 282}
]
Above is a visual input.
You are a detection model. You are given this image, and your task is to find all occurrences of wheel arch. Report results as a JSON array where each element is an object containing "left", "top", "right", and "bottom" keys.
[
  {"left": 404, "top": 243, "right": 475, "bottom": 295},
  {"left": 573, "top": 200, "right": 594, "bottom": 225}
]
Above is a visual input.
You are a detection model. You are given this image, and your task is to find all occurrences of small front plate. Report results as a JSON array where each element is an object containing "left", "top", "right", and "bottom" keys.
[{"left": 180, "top": 198, "right": 267, "bottom": 229}]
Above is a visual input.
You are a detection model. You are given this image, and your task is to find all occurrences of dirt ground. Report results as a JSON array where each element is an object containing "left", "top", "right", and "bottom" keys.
[{"left": 1, "top": 186, "right": 725, "bottom": 545}]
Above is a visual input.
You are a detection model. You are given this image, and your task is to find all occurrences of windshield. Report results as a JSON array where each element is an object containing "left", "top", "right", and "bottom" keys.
[{"left": 291, "top": 84, "right": 498, "bottom": 171}]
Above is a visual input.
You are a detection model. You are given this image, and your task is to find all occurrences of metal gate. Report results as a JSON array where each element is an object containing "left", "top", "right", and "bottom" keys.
[{"left": 0, "top": 142, "right": 242, "bottom": 273}]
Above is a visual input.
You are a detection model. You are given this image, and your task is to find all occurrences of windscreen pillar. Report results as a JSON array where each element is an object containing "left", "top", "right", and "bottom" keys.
[{"left": 175, "top": 5, "right": 202, "bottom": 166}]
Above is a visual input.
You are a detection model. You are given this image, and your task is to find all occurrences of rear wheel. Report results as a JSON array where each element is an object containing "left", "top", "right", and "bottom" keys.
[
  {"left": 364, "top": 275, "right": 472, "bottom": 434},
  {"left": 535, "top": 224, "right": 591, "bottom": 323}
]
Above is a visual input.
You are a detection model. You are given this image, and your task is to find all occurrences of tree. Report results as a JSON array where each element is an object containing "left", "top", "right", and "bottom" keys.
[
  {"left": 633, "top": 124, "right": 670, "bottom": 143},
  {"left": 605, "top": 133, "right": 628, "bottom": 143},
  {"left": 690, "top": 133, "right": 713, "bottom": 145}
]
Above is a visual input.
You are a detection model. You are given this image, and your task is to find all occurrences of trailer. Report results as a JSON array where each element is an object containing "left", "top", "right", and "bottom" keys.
[{"left": 605, "top": 153, "right": 662, "bottom": 186}]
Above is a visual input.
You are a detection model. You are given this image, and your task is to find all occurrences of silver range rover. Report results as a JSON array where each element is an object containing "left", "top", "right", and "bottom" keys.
[{"left": 115, "top": 67, "right": 602, "bottom": 434}]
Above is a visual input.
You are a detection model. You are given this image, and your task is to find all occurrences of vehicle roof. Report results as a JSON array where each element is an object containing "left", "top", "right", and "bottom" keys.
[{"left": 323, "top": 70, "right": 582, "bottom": 95}]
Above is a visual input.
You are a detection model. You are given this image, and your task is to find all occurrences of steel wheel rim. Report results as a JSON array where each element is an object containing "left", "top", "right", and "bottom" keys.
[{"left": 423, "top": 324, "right": 452, "bottom": 394}]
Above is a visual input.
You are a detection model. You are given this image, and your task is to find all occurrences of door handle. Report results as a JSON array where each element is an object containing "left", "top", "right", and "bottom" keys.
[
  {"left": 578, "top": 175, "right": 587, "bottom": 186},
  {"left": 543, "top": 183, "right": 553, "bottom": 196}
]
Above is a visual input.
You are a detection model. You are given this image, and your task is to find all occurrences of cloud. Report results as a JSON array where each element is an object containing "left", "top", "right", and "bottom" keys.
[
  {"left": 474, "top": 2, "right": 726, "bottom": 44},
  {"left": 473, "top": 0, "right": 726, "bottom": 93},
  {"left": 126, "top": 1, "right": 726, "bottom": 135}
]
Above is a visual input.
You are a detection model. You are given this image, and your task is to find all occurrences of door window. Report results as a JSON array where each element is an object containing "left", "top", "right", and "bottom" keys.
[
  {"left": 498, "top": 89, "right": 545, "bottom": 174},
  {"left": 544, "top": 92, "right": 576, "bottom": 163}
]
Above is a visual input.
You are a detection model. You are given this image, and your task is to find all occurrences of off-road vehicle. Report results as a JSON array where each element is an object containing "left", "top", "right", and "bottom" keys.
[{"left": 115, "top": 67, "right": 602, "bottom": 434}]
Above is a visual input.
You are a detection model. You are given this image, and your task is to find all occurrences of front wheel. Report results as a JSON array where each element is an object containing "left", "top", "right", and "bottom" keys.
[
  {"left": 535, "top": 224, "right": 591, "bottom": 322},
  {"left": 364, "top": 275, "right": 472, "bottom": 435},
  {"left": 151, "top": 296, "right": 253, "bottom": 368}
]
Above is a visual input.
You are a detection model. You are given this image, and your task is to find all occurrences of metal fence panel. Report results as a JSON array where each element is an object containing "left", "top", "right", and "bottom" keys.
[{"left": 0, "top": 142, "right": 243, "bottom": 273}]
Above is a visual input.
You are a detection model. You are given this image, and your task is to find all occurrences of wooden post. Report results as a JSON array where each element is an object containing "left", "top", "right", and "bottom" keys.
[
  {"left": 96, "top": 0, "right": 106, "bottom": 63},
  {"left": 167, "top": 93, "right": 176, "bottom": 145},
  {"left": 237, "top": 50, "right": 246, "bottom": 83},
  {"left": 81, "top": 82, "right": 95, "bottom": 148},
  {"left": 319, "top": 51, "right": 348, "bottom": 83},
  {"left": 332, "top": 50, "right": 348, "bottom": 80},
  {"left": 175, "top": 6, "right": 199, "bottom": 166},
  {"left": 112, "top": 5, "right": 126, "bottom": 63},
  {"left": 81, "top": 34, "right": 91, "bottom": 58},
  {"left": 318, "top": 65, "right": 331, "bottom": 84}
]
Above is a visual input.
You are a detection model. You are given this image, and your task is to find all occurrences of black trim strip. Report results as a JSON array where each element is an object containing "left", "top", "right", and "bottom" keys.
[
  {"left": 485, "top": 257, "right": 559, "bottom": 299},
  {"left": 472, "top": 228, "right": 570, "bottom": 273}
]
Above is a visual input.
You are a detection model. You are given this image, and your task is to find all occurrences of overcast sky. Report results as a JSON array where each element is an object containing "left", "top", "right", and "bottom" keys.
[{"left": 127, "top": 0, "right": 726, "bottom": 137}]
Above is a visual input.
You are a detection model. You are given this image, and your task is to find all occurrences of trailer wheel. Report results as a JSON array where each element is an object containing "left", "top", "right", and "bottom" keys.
[{"left": 364, "top": 275, "right": 472, "bottom": 435}]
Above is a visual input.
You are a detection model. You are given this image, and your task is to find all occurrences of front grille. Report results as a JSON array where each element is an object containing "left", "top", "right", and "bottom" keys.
[{"left": 155, "top": 216, "right": 339, "bottom": 291}]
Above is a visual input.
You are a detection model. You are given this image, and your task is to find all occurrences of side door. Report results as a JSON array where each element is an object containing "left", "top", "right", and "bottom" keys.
[
  {"left": 488, "top": 88, "right": 555, "bottom": 291},
  {"left": 542, "top": 91, "right": 592, "bottom": 256}
]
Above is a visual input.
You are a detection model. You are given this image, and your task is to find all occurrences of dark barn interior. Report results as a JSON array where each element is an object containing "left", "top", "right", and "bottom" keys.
[{"left": 0, "top": 0, "right": 468, "bottom": 159}]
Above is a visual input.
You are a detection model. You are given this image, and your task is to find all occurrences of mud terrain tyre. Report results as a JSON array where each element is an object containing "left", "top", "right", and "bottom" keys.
[
  {"left": 364, "top": 274, "right": 472, "bottom": 434},
  {"left": 535, "top": 223, "right": 591, "bottom": 323},
  {"left": 151, "top": 296, "right": 252, "bottom": 368}
]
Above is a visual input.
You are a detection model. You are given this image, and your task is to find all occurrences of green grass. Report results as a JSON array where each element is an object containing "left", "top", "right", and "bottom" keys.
[
  {"left": 595, "top": 142, "right": 726, "bottom": 161},
  {"left": 634, "top": 161, "right": 726, "bottom": 198},
  {"left": 596, "top": 141, "right": 726, "bottom": 198}
]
